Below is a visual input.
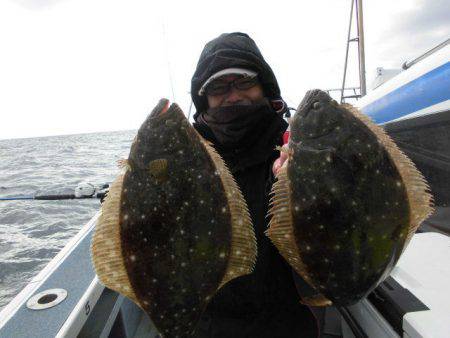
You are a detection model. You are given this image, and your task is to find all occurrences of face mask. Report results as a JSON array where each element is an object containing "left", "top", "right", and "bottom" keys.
[{"left": 197, "top": 101, "right": 278, "bottom": 150}]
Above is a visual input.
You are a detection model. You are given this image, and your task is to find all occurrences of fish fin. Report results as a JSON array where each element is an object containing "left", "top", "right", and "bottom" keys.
[
  {"left": 201, "top": 137, "right": 257, "bottom": 289},
  {"left": 342, "top": 104, "right": 434, "bottom": 249},
  {"left": 117, "top": 158, "right": 131, "bottom": 171},
  {"left": 91, "top": 174, "right": 138, "bottom": 304},
  {"left": 300, "top": 294, "right": 332, "bottom": 307},
  {"left": 266, "top": 166, "right": 323, "bottom": 300},
  {"left": 148, "top": 158, "right": 168, "bottom": 181},
  {"left": 275, "top": 144, "right": 293, "bottom": 157}
]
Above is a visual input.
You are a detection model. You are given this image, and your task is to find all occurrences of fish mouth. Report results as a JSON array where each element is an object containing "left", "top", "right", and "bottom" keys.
[{"left": 149, "top": 98, "right": 170, "bottom": 118}]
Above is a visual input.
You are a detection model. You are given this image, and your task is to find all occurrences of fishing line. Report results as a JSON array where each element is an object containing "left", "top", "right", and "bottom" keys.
[
  {"left": 187, "top": 99, "right": 194, "bottom": 121},
  {"left": 162, "top": 21, "right": 176, "bottom": 102}
]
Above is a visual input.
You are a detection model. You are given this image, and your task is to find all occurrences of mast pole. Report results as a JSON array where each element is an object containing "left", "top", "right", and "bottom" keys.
[
  {"left": 341, "top": 0, "right": 354, "bottom": 103},
  {"left": 356, "top": 0, "right": 367, "bottom": 96}
]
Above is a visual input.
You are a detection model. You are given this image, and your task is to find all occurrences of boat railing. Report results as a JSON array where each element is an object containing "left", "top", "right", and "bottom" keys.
[{"left": 402, "top": 38, "right": 450, "bottom": 70}]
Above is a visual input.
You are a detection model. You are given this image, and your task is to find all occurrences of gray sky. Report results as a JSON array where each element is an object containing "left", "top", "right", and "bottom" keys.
[{"left": 0, "top": 0, "right": 448, "bottom": 139}]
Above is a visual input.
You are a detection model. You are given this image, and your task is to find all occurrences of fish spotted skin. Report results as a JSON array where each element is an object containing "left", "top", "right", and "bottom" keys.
[
  {"left": 120, "top": 101, "right": 233, "bottom": 337},
  {"left": 278, "top": 90, "right": 418, "bottom": 305}
]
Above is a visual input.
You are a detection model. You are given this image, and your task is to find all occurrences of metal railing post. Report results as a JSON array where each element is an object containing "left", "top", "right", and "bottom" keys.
[
  {"left": 356, "top": 0, "right": 367, "bottom": 96},
  {"left": 341, "top": 0, "right": 355, "bottom": 103}
]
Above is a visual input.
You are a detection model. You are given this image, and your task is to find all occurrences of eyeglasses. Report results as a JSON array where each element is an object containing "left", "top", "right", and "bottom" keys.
[{"left": 201, "top": 76, "right": 259, "bottom": 96}]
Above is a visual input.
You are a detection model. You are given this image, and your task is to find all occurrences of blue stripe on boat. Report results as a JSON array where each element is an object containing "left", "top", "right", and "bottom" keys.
[{"left": 362, "top": 62, "right": 450, "bottom": 124}]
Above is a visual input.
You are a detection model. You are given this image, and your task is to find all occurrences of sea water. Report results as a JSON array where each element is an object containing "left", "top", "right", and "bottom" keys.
[{"left": 0, "top": 130, "right": 135, "bottom": 309}]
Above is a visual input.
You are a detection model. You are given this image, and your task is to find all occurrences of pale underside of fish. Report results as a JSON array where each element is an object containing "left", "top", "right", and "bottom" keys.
[
  {"left": 91, "top": 99, "right": 256, "bottom": 337},
  {"left": 267, "top": 89, "right": 433, "bottom": 306}
]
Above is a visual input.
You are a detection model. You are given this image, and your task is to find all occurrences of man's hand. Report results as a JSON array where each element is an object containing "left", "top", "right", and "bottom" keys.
[
  {"left": 272, "top": 147, "right": 289, "bottom": 176},
  {"left": 273, "top": 130, "right": 291, "bottom": 176}
]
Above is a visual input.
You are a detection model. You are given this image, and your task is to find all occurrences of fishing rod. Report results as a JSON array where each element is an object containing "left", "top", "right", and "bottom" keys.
[{"left": 0, "top": 183, "right": 109, "bottom": 202}]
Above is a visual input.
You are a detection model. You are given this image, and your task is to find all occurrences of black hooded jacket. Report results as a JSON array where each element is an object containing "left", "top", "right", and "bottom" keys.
[
  {"left": 191, "top": 32, "right": 284, "bottom": 118},
  {"left": 191, "top": 33, "right": 318, "bottom": 338}
]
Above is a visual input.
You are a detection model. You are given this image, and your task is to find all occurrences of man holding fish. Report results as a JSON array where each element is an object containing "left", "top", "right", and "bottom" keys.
[
  {"left": 190, "top": 32, "right": 319, "bottom": 337},
  {"left": 92, "top": 32, "right": 432, "bottom": 338}
]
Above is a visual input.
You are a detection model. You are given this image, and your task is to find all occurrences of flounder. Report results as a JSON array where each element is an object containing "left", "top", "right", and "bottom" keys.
[
  {"left": 267, "top": 89, "right": 433, "bottom": 306},
  {"left": 91, "top": 99, "right": 256, "bottom": 337}
]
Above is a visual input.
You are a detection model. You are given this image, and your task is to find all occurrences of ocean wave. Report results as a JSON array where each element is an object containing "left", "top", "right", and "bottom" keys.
[{"left": 0, "top": 129, "right": 135, "bottom": 310}]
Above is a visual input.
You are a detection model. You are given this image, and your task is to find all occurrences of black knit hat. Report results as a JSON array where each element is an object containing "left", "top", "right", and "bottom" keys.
[{"left": 191, "top": 32, "right": 283, "bottom": 117}]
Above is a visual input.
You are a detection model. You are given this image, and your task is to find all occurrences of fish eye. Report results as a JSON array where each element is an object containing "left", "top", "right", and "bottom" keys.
[{"left": 312, "top": 101, "right": 321, "bottom": 110}]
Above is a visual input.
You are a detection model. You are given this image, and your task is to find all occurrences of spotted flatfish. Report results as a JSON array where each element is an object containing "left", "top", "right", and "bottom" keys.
[
  {"left": 91, "top": 99, "right": 256, "bottom": 337},
  {"left": 267, "top": 89, "right": 433, "bottom": 306}
]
